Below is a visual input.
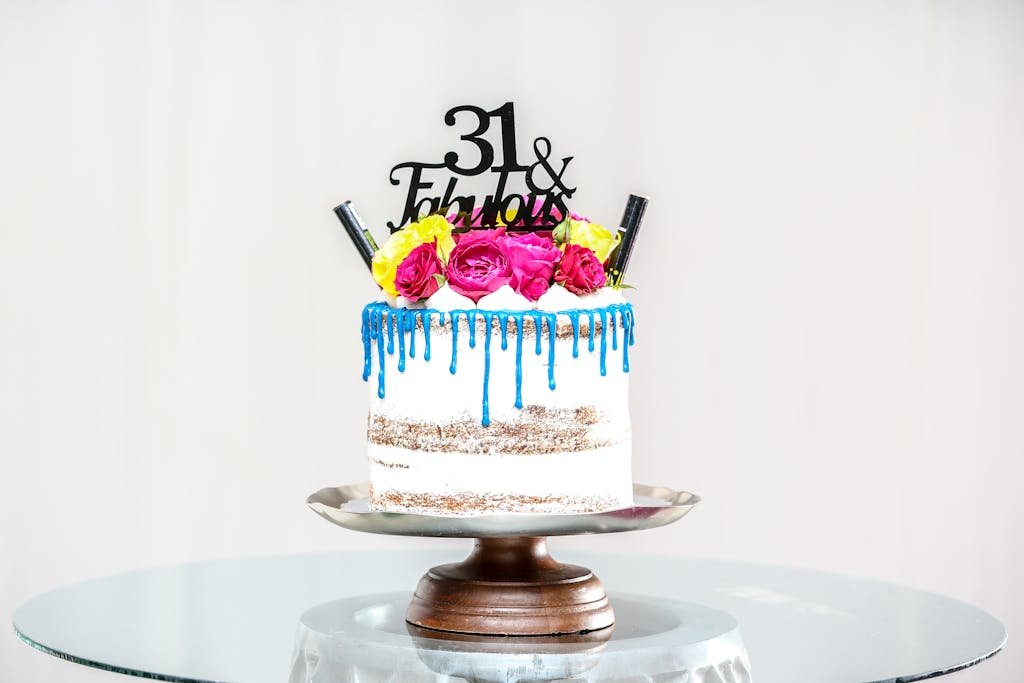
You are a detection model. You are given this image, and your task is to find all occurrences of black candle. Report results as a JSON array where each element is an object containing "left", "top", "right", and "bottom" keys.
[
  {"left": 333, "top": 201, "right": 379, "bottom": 271},
  {"left": 610, "top": 194, "right": 648, "bottom": 286}
]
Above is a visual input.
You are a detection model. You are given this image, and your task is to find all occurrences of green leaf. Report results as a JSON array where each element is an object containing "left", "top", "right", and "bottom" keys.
[{"left": 432, "top": 273, "right": 447, "bottom": 288}]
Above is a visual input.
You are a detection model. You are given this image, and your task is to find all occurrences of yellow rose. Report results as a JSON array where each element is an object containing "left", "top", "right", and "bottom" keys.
[
  {"left": 371, "top": 215, "right": 456, "bottom": 296},
  {"left": 407, "top": 214, "right": 456, "bottom": 263},
  {"left": 372, "top": 230, "right": 420, "bottom": 296},
  {"left": 567, "top": 219, "right": 621, "bottom": 264}
]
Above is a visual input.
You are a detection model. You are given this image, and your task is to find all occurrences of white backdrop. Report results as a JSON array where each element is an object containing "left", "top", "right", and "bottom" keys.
[{"left": 2, "top": 1, "right": 1022, "bottom": 680}]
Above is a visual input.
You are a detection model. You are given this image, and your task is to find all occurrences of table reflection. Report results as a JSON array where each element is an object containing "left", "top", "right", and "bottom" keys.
[{"left": 289, "top": 593, "right": 751, "bottom": 682}]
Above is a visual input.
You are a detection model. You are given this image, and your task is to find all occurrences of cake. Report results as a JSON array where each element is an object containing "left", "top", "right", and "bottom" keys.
[{"left": 361, "top": 208, "right": 637, "bottom": 515}]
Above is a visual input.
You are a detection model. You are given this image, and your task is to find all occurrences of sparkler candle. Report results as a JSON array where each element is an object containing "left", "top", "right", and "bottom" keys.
[
  {"left": 333, "top": 200, "right": 379, "bottom": 271},
  {"left": 609, "top": 194, "right": 648, "bottom": 286}
]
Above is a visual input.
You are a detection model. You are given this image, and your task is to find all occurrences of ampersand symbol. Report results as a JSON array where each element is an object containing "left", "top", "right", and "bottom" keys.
[{"left": 526, "top": 137, "right": 576, "bottom": 198}]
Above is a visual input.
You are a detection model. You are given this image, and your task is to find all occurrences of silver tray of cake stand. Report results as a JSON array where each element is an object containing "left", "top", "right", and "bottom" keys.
[{"left": 306, "top": 481, "right": 699, "bottom": 538}]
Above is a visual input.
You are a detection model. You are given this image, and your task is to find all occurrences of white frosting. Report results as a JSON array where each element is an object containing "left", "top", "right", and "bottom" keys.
[
  {"left": 475, "top": 284, "right": 533, "bottom": 311},
  {"left": 395, "top": 295, "right": 425, "bottom": 309},
  {"left": 376, "top": 290, "right": 398, "bottom": 308},
  {"left": 534, "top": 284, "right": 582, "bottom": 312},
  {"left": 579, "top": 287, "right": 627, "bottom": 308},
  {"left": 424, "top": 284, "right": 475, "bottom": 311}
]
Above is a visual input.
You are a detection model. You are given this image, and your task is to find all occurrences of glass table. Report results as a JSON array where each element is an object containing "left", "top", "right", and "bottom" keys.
[{"left": 13, "top": 550, "right": 1005, "bottom": 682}]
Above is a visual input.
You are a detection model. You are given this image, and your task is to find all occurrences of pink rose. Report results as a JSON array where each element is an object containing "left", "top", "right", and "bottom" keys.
[
  {"left": 502, "top": 233, "right": 561, "bottom": 301},
  {"left": 455, "top": 227, "right": 507, "bottom": 245},
  {"left": 554, "top": 243, "right": 607, "bottom": 294},
  {"left": 445, "top": 230, "right": 512, "bottom": 302},
  {"left": 395, "top": 242, "right": 443, "bottom": 302}
]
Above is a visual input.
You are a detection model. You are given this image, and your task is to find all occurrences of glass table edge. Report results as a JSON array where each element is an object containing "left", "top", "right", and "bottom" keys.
[
  {"left": 886, "top": 633, "right": 1006, "bottom": 683},
  {"left": 13, "top": 623, "right": 223, "bottom": 683}
]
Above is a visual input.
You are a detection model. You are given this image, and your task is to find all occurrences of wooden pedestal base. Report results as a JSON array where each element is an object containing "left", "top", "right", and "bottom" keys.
[{"left": 406, "top": 536, "right": 614, "bottom": 636}]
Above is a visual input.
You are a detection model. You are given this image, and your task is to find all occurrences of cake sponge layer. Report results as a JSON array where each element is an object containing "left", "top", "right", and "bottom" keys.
[{"left": 368, "top": 443, "right": 633, "bottom": 515}]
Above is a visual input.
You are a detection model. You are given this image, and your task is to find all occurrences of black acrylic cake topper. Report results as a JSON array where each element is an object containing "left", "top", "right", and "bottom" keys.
[{"left": 387, "top": 102, "right": 576, "bottom": 232}]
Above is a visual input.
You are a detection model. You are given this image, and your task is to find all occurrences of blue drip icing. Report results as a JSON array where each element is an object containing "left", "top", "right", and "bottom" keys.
[
  {"left": 570, "top": 312, "right": 580, "bottom": 358},
  {"left": 546, "top": 315, "right": 556, "bottom": 390},
  {"left": 449, "top": 311, "right": 460, "bottom": 374},
  {"left": 622, "top": 308, "right": 632, "bottom": 372},
  {"left": 359, "top": 302, "right": 634, "bottom": 425},
  {"left": 422, "top": 311, "right": 432, "bottom": 361},
  {"left": 397, "top": 311, "right": 406, "bottom": 373},
  {"left": 514, "top": 314, "right": 524, "bottom": 409},
  {"left": 532, "top": 313, "right": 543, "bottom": 355},
  {"left": 361, "top": 307, "right": 372, "bottom": 381},
  {"left": 387, "top": 311, "right": 395, "bottom": 355},
  {"left": 376, "top": 310, "right": 386, "bottom": 398},
  {"left": 482, "top": 312, "right": 493, "bottom": 426},
  {"left": 408, "top": 311, "right": 416, "bottom": 359}
]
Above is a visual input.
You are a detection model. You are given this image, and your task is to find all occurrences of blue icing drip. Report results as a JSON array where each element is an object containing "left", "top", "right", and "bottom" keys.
[
  {"left": 622, "top": 307, "right": 632, "bottom": 372},
  {"left": 422, "top": 310, "right": 431, "bottom": 361},
  {"left": 408, "top": 311, "right": 416, "bottom": 359},
  {"left": 587, "top": 311, "right": 596, "bottom": 352},
  {"left": 570, "top": 311, "right": 580, "bottom": 358},
  {"left": 376, "top": 309, "right": 386, "bottom": 398},
  {"left": 361, "top": 306, "right": 372, "bottom": 381},
  {"left": 599, "top": 309, "right": 608, "bottom": 377},
  {"left": 514, "top": 313, "right": 524, "bottom": 409},
  {"left": 386, "top": 311, "right": 395, "bottom": 355},
  {"left": 532, "top": 313, "right": 543, "bottom": 355},
  {"left": 439, "top": 311, "right": 446, "bottom": 326},
  {"left": 481, "top": 312, "right": 493, "bottom": 426},
  {"left": 628, "top": 307, "right": 636, "bottom": 346},
  {"left": 468, "top": 310, "right": 477, "bottom": 348},
  {"left": 546, "top": 314, "right": 556, "bottom": 390},
  {"left": 611, "top": 309, "right": 618, "bottom": 351},
  {"left": 397, "top": 311, "right": 406, "bottom": 373},
  {"left": 449, "top": 311, "right": 460, "bottom": 374},
  {"left": 499, "top": 315, "right": 508, "bottom": 351}
]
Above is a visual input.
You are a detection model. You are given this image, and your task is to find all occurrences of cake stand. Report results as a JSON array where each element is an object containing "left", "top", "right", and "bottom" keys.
[{"left": 306, "top": 482, "right": 699, "bottom": 637}]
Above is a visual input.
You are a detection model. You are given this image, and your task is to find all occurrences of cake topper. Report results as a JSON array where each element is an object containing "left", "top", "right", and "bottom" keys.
[{"left": 387, "top": 102, "right": 576, "bottom": 232}]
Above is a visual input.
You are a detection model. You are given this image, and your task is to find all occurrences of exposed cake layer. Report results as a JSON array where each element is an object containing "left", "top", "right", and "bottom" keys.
[
  {"left": 369, "top": 405, "right": 624, "bottom": 455},
  {"left": 371, "top": 490, "right": 627, "bottom": 515},
  {"left": 368, "top": 443, "right": 633, "bottom": 515}
]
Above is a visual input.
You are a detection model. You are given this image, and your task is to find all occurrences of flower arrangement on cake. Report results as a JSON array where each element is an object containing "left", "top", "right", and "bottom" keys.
[{"left": 371, "top": 203, "right": 621, "bottom": 308}]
